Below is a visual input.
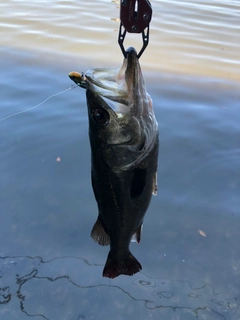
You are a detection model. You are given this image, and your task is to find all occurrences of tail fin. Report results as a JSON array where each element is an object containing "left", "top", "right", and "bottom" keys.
[{"left": 102, "top": 252, "right": 142, "bottom": 279}]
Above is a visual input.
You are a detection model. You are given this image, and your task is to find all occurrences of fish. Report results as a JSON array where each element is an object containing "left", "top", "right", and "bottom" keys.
[{"left": 69, "top": 47, "right": 159, "bottom": 278}]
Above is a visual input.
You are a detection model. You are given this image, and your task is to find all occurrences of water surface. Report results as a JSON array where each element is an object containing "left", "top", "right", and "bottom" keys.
[{"left": 0, "top": 1, "right": 240, "bottom": 319}]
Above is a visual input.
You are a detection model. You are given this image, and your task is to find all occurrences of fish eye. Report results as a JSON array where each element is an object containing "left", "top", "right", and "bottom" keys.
[{"left": 92, "top": 109, "right": 109, "bottom": 125}]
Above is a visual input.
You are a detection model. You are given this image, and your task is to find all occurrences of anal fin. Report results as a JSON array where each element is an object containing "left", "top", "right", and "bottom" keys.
[
  {"left": 91, "top": 217, "right": 110, "bottom": 246},
  {"left": 131, "top": 224, "right": 143, "bottom": 243}
]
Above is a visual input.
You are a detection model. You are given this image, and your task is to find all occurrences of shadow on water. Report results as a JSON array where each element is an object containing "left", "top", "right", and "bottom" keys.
[{"left": 0, "top": 255, "right": 239, "bottom": 320}]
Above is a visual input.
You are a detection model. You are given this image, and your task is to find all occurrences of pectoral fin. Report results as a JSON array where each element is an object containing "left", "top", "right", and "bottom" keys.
[
  {"left": 152, "top": 172, "right": 158, "bottom": 196},
  {"left": 91, "top": 217, "right": 110, "bottom": 246}
]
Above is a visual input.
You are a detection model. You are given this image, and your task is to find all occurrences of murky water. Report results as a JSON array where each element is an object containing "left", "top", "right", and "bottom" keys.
[{"left": 0, "top": 0, "right": 239, "bottom": 319}]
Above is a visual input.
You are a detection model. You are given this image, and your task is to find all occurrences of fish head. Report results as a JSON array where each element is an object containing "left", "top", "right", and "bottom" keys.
[{"left": 85, "top": 47, "right": 158, "bottom": 168}]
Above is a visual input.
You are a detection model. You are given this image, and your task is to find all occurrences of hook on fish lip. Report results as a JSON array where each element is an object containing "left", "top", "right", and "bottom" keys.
[
  {"left": 118, "top": 23, "right": 150, "bottom": 59},
  {"left": 68, "top": 71, "right": 87, "bottom": 89}
]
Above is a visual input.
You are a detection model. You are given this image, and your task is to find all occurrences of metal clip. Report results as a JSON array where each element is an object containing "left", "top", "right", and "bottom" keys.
[{"left": 118, "top": 23, "right": 150, "bottom": 59}]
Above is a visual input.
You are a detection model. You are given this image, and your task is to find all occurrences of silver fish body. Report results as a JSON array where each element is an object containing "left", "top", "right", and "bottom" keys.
[{"left": 85, "top": 47, "right": 159, "bottom": 278}]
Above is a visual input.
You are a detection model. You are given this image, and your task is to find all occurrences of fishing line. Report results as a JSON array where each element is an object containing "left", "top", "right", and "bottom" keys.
[{"left": 0, "top": 85, "right": 78, "bottom": 123}]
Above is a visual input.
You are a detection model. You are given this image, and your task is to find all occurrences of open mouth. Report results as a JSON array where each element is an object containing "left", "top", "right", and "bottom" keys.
[
  {"left": 84, "top": 47, "right": 145, "bottom": 118},
  {"left": 84, "top": 47, "right": 139, "bottom": 96}
]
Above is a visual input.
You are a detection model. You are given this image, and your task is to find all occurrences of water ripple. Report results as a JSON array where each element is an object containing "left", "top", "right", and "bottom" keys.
[
  {"left": 0, "top": 255, "right": 239, "bottom": 319},
  {"left": 0, "top": 0, "right": 239, "bottom": 79}
]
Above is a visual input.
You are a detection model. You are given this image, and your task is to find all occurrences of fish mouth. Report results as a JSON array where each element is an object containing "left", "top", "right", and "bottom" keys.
[
  {"left": 124, "top": 47, "right": 142, "bottom": 93},
  {"left": 84, "top": 47, "right": 146, "bottom": 117}
]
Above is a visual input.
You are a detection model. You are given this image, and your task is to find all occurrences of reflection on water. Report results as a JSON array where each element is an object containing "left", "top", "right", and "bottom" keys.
[
  {"left": 1, "top": 255, "right": 239, "bottom": 320},
  {"left": 0, "top": 0, "right": 240, "bottom": 79}
]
